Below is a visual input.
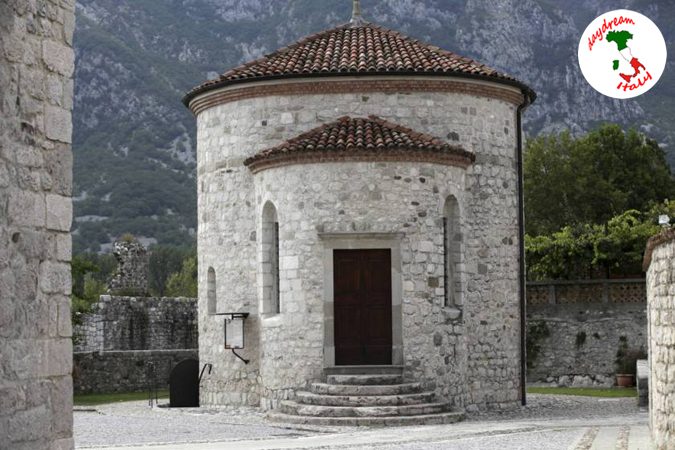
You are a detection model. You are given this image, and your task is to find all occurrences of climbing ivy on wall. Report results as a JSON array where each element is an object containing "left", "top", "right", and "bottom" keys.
[{"left": 526, "top": 321, "right": 551, "bottom": 369}]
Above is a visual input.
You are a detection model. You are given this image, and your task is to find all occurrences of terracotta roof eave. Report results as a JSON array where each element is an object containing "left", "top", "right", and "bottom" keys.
[
  {"left": 182, "top": 70, "right": 536, "bottom": 109},
  {"left": 243, "top": 149, "right": 475, "bottom": 173},
  {"left": 244, "top": 146, "right": 475, "bottom": 165}
]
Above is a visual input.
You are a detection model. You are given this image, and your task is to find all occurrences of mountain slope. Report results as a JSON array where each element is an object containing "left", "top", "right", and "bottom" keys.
[{"left": 72, "top": 0, "right": 675, "bottom": 252}]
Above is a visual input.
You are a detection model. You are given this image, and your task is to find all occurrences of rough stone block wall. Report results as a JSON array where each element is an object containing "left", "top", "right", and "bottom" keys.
[
  {"left": 254, "top": 162, "right": 471, "bottom": 410},
  {"left": 74, "top": 295, "right": 198, "bottom": 352},
  {"left": 0, "top": 1, "right": 75, "bottom": 448},
  {"left": 72, "top": 349, "right": 197, "bottom": 394},
  {"left": 73, "top": 296, "right": 198, "bottom": 394},
  {"left": 196, "top": 83, "right": 522, "bottom": 411},
  {"left": 645, "top": 235, "right": 675, "bottom": 449},
  {"left": 107, "top": 241, "right": 149, "bottom": 296},
  {"left": 527, "top": 303, "right": 647, "bottom": 386}
]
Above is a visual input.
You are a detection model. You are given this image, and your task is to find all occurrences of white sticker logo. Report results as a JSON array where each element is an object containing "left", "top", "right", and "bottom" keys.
[{"left": 578, "top": 9, "right": 667, "bottom": 99}]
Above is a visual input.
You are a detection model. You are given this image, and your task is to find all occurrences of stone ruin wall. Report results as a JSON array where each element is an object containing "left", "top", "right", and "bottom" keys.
[
  {"left": 527, "top": 280, "right": 647, "bottom": 386},
  {"left": 73, "top": 296, "right": 198, "bottom": 394},
  {"left": 645, "top": 231, "right": 675, "bottom": 449},
  {"left": 74, "top": 295, "right": 198, "bottom": 352},
  {"left": 107, "top": 240, "right": 149, "bottom": 296},
  {"left": 73, "top": 349, "right": 197, "bottom": 395},
  {"left": 0, "top": 1, "right": 75, "bottom": 448}
]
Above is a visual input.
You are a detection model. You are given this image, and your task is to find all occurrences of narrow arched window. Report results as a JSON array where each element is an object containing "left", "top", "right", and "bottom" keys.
[
  {"left": 444, "top": 196, "right": 461, "bottom": 307},
  {"left": 207, "top": 267, "right": 216, "bottom": 314},
  {"left": 262, "top": 202, "right": 280, "bottom": 314}
]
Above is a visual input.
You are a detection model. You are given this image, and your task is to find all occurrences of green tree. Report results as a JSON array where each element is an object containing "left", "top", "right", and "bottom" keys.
[
  {"left": 526, "top": 224, "right": 598, "bottom": 280},
  {"left": 148, "top": 245, "right": 193, "bottom": 296},
  {"left": 593, "top": 210, "right": 660, "bottom": 276},
  {"left": 525, "top": 207, "right": 665, "bottom": 280},
  {"left": 165, "top": 256, "right": 198, "bottom": 297},
  {"left": 524, "top": 124, "right": 674, "bottom": 235},
  {"left": 71, "top": 255, "right": 100, "bottom": 299},
  {"left": 71, "top": 256, "right": 109, "bottom": 326}
]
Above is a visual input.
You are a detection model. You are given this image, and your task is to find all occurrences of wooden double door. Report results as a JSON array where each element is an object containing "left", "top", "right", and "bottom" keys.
[{"left": 333, "top": 249, "right": 392, "bottom": 365}]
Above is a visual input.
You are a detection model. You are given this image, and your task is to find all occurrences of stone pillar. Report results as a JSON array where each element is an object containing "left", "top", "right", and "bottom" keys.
[
  {"left": 644, "top": 230, "right": 675, "bottom": 450},
  {"left": 0, "top": 0, "right": 76, "bottom": 449},
  {"left": 107, "top": 240, "right": 149, "bottom": 296}
]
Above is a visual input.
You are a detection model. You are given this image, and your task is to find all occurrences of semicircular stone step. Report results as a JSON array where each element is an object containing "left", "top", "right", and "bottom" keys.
[
  {"left": 280, "top": 400, "right": 448, "bottom": 417},
  {"left": 295, "top": 391, "right": 435, "bottom": 407},
  {"left": 267, "top": 411, "right": 465, "bottom": 427},
  {"left": 311, "top": 382, "right": 422, "bottom": 396},
  {"left": 326, "top": 374, "right": 403, "bottom": 385}
]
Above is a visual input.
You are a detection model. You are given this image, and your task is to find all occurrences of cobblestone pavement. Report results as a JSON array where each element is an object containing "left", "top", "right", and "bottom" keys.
[{"left": 74, "top": 394, "right": 653, "bottom": 449}]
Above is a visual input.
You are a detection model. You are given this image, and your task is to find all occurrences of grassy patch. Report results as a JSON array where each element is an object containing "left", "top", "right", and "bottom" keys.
[
  {"left": 74, "top": 390, "right": 169, "bottom": 406},
  {"left": 527, "top": 386, "right": 637, "bottom": 398}
]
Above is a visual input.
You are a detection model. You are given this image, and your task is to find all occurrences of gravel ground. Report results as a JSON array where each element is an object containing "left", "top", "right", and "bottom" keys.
[
  {"left": 74, "top": 394, "right": 642, "bottom": 448},
  {"left": 346, "top": 429, "right": 585, "bottom": 450},
  {"left": 468, "top": 393, "right": 639, "bottom": 421},
  {"left": 75, "top": 401, "right": 353, "bottom": 448}
]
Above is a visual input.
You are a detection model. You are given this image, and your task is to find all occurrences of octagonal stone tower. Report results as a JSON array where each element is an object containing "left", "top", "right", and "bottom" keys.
[{"left": 184, "top": 5, "right": 535, "bottom": 419}]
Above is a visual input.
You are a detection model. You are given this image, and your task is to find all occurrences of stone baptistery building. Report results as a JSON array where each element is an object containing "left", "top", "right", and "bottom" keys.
[{"left": 184, "top": 2, "right": 535, "bottom": 424}]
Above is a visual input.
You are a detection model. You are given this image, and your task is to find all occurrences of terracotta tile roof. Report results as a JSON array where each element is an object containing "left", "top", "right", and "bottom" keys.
[
  {"left": 243, "top": 116, "right": 475, "bottom": 172},
  {"left": 184, "top": 23, "right": 534, "bottom": 105}
]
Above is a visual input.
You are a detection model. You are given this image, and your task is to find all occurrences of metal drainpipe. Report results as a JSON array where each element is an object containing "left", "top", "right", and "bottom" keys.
[{"left": 517, "top": 100, "right": 527, "bottom": 406}]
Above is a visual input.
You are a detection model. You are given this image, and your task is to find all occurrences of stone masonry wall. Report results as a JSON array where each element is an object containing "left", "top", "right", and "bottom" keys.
[
  {"left": 645, "top": 234, "right": 675, "bottom": 449},
  {"left": 74, "top": 295, "right": 198, "bottom": 352},
  {"left": 107, "top": 240, "right": 149, "bottom": 296},
  {"left": 255, "top": 161, "right": 471, "bottom": 409},
  {"left": 73, "top": 296, "right": 198, "bottom": 394},
  {"left": 73, "top": 349, "right": 197, "bottom": 394},
  {"left": 196, "top": 78, "right": 522, "bottom": 411},
  {"left": 527, "top": 303, "right": 647, "bottom": 386},
  {"left": 0, "top": 1, "right": 75, "bottom": 449}
]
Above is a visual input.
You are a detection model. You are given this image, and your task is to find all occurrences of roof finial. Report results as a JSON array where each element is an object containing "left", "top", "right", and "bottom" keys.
[{"left": 350, "top": 0, "right": 366, "bottom": 26}]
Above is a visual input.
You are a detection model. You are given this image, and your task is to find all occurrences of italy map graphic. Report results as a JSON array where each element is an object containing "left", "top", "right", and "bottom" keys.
[{"left": 606, "top": 30, "right": 649, "bottom": 89}]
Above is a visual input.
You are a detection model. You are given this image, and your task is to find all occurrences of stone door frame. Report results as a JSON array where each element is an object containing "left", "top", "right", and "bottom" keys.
[{"left": 319, "top": 232, "right": 404, "bottom": 367}]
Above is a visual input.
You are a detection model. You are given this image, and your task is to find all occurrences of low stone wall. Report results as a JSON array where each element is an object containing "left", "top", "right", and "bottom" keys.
[
  {"left": 644, "top": 230, "right": 675, "bottom": 449},
  {"left": 73, "top": 295, "right": 198, "bottom": 394},
  {"left": 527, "top": 280, "right": 647, "bottom": 386},
  {"left": 75, "top": 295, "right": 198, "bottom": 352},
  {"left": 73, "top": 350, "right": 197, "bottom": 394}
]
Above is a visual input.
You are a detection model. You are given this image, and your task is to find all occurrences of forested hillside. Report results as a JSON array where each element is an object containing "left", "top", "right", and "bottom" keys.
[{"left": 72, "top": 0, "right": 675, "bottom": 252}]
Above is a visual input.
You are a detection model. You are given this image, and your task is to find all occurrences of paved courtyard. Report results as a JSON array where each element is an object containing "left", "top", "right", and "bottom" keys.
[{"left": 74, "top": 394, "right": 653, "bottom": 449}]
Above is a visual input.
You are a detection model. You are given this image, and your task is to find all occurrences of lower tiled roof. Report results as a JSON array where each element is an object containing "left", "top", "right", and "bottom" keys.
[{"left": 243, "top": 116, "right": 475, "bottom": 173}]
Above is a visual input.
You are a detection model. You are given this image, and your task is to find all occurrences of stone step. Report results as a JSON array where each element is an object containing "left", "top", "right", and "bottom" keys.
[
  {"left": 327, "top": 374, "right": 403, "bottom": 385},
  {"left": 267, "top": 410, "right": 465, "bottom": 427},
  {"left": 296, "top": 390, "right": 435, "bottom": 407},
  {"left": 311, "top": 382, "right": 422, "bottom": 396},
  {"left": 280, "top": 400, "right": 448, "bottom": 417},
  {"left": 324, "top": 365, "right": 404, "bottom": 376}
]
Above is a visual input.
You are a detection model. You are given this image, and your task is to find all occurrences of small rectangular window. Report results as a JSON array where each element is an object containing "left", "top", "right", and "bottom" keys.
[
  {"left": 273, "top": 221, "right": 280, "bottom": 313},
  {"left": 443, "top": 217, "right": 449, "bottom": 307}
]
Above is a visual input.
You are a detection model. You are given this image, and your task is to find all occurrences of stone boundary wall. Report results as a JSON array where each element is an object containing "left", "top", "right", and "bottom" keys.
[
  {"left": 74, "top": 295, "right": 197, "bottom": 352},
  {"left": 0, "top": 1, "right": 76, "bottom": 448},
  {"left": 73, "top": 296, "right": 198, "bottom": 394},
  {"left": 527, "top": 280, "right": 647, "bottom": 386},
  {"left": 645, "top": 231, "right": 675, "bottom": 449},
  {"left": 73, "top": 350, "right": 197, "bottom": 394},
  {"left": 527, "top": 279, "right": 646, "bottom": 306}
]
